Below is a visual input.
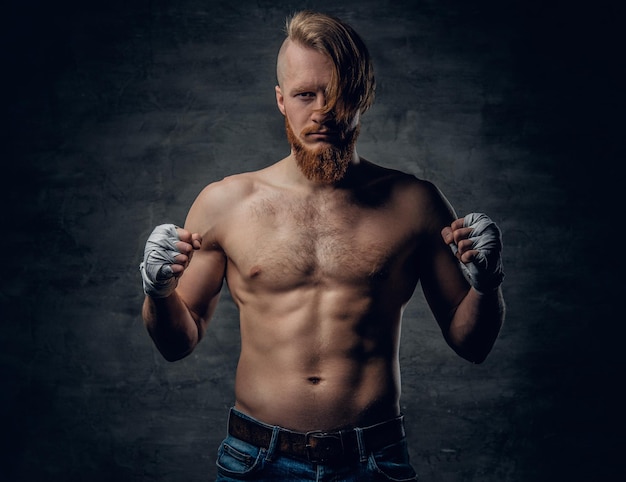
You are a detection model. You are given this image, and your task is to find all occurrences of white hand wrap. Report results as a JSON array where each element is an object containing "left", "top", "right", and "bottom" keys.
[
  {"left": 450, "top": 213, "right": 504, "bottom": 293},
  {"left": 139, "top": 224, "right": 181, "bottom": 298}
]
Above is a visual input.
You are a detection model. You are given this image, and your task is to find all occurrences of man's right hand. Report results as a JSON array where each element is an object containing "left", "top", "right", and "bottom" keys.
[{"left": 139, "top": 224, "right": 202, "bottom": 298}]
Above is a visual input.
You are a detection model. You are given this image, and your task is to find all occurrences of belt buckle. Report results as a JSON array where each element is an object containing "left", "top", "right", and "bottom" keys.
[{"left": 305, "top": 430, "right": 344, "bottom": 464}]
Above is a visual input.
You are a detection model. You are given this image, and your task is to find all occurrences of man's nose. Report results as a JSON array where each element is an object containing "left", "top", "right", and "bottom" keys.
[{"left": 311, "top": 94, "right": 329, "bottom": 123}]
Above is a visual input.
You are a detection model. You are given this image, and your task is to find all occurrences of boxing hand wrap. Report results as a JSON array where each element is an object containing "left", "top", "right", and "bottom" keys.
[
  {"left": 450, "top": 213, "right": 504, "bottom": 293},
  {"left": 139, "top": 224, "right": 181, "bottom": 298}
]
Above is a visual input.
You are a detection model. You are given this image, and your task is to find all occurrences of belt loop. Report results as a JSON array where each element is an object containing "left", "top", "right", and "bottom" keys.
[
  {"left": 355, "top": 427, "right": 368, "bottom": 463},
  {"left": 226, "top": 407, "right": 234, "bottom": 434},
  {"left": 265, "top": 425, "right": 281, "bottom": 462}
]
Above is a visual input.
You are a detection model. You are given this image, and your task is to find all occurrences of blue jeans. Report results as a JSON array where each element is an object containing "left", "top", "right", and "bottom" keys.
[{"left": 215, "top": 410, "right": 418, "bottom": 481}]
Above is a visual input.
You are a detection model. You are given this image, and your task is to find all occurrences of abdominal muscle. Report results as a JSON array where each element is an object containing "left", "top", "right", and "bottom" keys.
[{"left": 231, "top": 286, "right": 403, "bottom": 432}]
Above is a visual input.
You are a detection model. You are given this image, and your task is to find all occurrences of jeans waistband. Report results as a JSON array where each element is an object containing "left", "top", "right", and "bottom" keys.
[{"left": 227, "top": 408, "right": 405, "bottom": 465}]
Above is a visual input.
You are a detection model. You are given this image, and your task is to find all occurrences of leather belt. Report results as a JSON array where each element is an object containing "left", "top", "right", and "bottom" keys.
[{"left": 228, "top": 409, "right": 405, "bottom": 464}]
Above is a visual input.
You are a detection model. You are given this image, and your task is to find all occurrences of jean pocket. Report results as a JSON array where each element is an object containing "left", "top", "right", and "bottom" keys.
[
  {"left": 368, "top": 439, "right": 418, "bottom": 481},
  {"left": 216, "top": 436, "right": 265, "bottom": 479}
]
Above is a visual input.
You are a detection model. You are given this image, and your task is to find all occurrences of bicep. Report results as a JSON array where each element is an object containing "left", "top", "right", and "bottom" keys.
[
  {"left": 177, "top": 181, "right": 231, "bottom": 326},
  {"left": 176, "top": 174, "right": 250, "bottom": 331},
  {"left": 417, "top": 184, "right": 470, "bottom": 333},
  {"left": 177, "top": 246, "right": 226, "bottom": 332},
  {"left": 420, "top": 236, "right": 469, "bottom": 330}
]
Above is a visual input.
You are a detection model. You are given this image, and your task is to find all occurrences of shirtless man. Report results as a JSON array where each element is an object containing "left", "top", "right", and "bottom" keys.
[{"left": 140, "top": 11, "right": 505, "bottom": 481}]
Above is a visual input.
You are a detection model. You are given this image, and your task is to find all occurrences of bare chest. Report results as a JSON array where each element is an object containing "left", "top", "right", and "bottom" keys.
[{"left": 223, "top": 192, "right": 417, "bottom": 290}]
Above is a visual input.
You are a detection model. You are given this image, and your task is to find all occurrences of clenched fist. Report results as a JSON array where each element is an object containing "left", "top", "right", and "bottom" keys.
[
  {"left": 441, "top": 213, "right": 504, "bottom": 293},
  {"left": 139, "top": 224, "right": 202, "bottom": 298}
]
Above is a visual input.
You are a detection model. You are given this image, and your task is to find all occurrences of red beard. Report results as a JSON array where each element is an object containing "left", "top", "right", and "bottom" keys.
[{"left": 285, "top": 118, "right": 360, "bottom": 184}]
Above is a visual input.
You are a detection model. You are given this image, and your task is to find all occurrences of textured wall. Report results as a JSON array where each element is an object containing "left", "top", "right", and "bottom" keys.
[{"left": 2, "top": 0, "right": 623, "bottom": 481}]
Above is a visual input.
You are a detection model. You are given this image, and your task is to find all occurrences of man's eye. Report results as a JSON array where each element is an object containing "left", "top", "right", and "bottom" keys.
[{"left": 297, "top": 92, "right": 315, "bottom": 98}]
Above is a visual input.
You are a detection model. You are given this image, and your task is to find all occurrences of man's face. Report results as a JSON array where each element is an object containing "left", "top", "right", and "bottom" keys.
[{"left": 275, "top": 41, "right": 360, "bottom": 184}]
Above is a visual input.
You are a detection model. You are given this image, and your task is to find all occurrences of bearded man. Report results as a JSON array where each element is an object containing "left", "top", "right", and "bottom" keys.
[{"left": 140, "top": 10, "right": 505, "bottom": 481}]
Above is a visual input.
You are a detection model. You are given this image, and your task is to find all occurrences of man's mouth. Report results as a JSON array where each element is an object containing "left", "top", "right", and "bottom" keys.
[
  {"left": 302, "top": 127, "right": 342, "bottom": 142},
  {"left": 307, "top": 131, "right": 335, "bottom": 140}
]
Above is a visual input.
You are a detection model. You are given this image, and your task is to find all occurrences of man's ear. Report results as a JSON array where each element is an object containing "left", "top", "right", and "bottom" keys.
[{"left": 275, "top": 85, "right": 285, "bottom": 115}]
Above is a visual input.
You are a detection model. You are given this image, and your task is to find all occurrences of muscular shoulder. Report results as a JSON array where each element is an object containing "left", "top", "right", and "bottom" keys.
[
  {"left": 397, "top": 172, "right": 456, "bottom": 230},
  {"left": 355, "top": 161, "right": 451, "bottom": 216},
  {"left": 184, "top": 171, "right": 262, "bottom": 237},
  {"left": 201, "top": 172, "right": 258, "bottom": 206}
]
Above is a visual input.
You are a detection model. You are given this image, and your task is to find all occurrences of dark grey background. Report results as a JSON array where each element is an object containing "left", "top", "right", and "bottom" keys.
[{"left": 2, "top": 0, "right": 624, "bottom": 481}]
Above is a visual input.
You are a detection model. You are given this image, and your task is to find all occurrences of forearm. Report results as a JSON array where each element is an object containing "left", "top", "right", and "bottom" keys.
[
  {"left": 446, "top": 287, "right": 505, "bottom": 363},
  {"left": 142, "top": 291, "right": 203, "bottom": 361}
]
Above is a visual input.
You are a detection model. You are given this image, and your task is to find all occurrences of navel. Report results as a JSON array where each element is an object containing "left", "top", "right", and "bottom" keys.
[{"left": 307, "top": 376, "right": 322, "bottom": 385}]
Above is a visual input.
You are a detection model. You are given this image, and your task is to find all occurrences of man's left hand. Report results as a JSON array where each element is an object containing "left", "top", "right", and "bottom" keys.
[{"left": 441, "top": 213, "right": 504, "bottom": 293}]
